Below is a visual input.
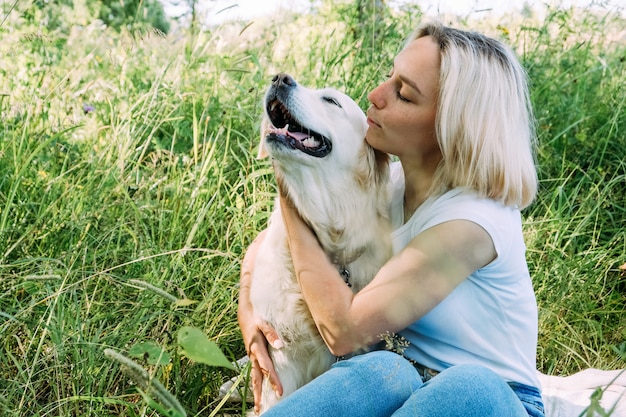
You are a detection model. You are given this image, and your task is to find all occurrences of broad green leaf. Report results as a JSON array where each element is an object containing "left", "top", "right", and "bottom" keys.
[
  {"left": 177, "top": 326, "right": 234, "bottom": 370},
  {"left": 128, "top": 342, "right": 171, "bottom": 366}
]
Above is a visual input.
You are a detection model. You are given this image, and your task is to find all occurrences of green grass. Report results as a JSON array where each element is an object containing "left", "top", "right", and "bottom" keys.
[{"left": 0, "top": 1, "right": 625, "bottom": 416}]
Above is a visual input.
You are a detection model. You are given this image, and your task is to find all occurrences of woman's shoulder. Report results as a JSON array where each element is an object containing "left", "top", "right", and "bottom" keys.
[
  {"left": 432, "top": 188, "right": 514, "bottom": 213},
  {"left": 418, "top": 188, "right": 522, "bottom": 238},
  {"left": 404, "top": 189, "right": 524, "bottom": 271}
]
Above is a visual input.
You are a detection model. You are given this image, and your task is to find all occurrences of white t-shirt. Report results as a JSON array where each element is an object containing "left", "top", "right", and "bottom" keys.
[{"left": 388, "top": 162, "right": 540, "bottom": 388}]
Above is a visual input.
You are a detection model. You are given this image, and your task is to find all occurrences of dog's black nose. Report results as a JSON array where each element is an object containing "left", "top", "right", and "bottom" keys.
[{"left": 272, "top": 73, "right": 296, "bottom": 88}]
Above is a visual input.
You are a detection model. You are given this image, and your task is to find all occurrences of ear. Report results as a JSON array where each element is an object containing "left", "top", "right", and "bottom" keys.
[
  {"left": 257, "top": 136, "right": 269, "bottom": 159},
  {"left": 257, "top": 116, "right": 270, "bottom": 159}
]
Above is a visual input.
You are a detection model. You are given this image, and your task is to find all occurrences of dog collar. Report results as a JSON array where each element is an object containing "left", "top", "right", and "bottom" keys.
[
  {"left": 331, "top": 246, "right": 366, "bottom": 288},
  {"left": 339, "top": 266, "right": 352, "bottom": 288}
]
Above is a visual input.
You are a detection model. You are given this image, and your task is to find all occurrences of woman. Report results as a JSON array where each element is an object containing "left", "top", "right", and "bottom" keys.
[{"left": 238, "top": 21, "right": 544, "bottom": 416}]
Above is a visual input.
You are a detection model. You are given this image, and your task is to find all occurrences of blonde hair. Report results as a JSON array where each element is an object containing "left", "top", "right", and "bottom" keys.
[{"left": 410, "top": 22, "right": 538, "bottom": 209}]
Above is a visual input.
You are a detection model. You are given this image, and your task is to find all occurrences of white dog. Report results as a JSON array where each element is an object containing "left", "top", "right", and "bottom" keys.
[{"left": 248, "top": 73, "right": 392, "bottom": 414}]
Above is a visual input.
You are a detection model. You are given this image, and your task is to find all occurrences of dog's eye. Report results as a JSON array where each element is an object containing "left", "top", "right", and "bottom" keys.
[{"left": 322, "top": 97, "right": 342, "bottom": 108}]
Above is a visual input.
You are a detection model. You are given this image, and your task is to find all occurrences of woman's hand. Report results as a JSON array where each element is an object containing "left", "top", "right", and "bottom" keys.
[
  {"left": 242, "top": 321, "right": 284, "bottom": 414},
  {"left": 238, "top": 229, "right": 284, "bottom": 413}
]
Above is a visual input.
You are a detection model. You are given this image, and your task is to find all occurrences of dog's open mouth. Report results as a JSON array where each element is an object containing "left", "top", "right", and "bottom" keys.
[{"left": 265, "top": 99, "right": 332, "bottom": 158}]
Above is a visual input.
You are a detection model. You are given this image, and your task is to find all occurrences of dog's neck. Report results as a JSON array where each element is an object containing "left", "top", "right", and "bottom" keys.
[
  {"left": 330, "top": 246, "right": 366, "bottom": 268},
  {"left": 330, "top": 247, "right": 366, "bottom": 288}
]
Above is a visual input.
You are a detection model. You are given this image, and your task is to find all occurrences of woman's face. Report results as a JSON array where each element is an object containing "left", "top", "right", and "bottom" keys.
[{"left": 366, "top": 35, "right": 441, "bottom": 162}]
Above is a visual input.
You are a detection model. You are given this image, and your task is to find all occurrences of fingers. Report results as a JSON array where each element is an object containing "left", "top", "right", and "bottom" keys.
[
  {"left": 265, "top": 361, "right": 284, "bottom": 399},
  {"left": 250, "top": 357, "right": 264, "bottom": 414},
  {"left": 256, "top": 349, "right": 284, "bottom": 397},
  {"left": 247, "top": 329, "right": 284, "bottom": 413},
  {"left": 258, "top": 320, "right": 284, "bottom": 350},
  {"left": 254, "top": 320, "right": 284, "bottom": 395},
  {"left": 249, "top": 350, "right": 284, "bottom": 413}
]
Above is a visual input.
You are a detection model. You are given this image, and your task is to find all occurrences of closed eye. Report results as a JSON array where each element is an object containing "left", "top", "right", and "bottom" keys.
[
  {"left": 396, "top": 91, "right": 411, "bottom": 103},
  {"left": 386, "top": 68, "right": 413, "bottom": 103},
  {"left": 322, "top": 96, "right": 342, "bottom": 108}
]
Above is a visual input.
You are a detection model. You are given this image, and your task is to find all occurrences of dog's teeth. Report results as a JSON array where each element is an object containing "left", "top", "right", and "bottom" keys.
[{"left": 302, "top": 137, "right": 319, "bottom": 148}]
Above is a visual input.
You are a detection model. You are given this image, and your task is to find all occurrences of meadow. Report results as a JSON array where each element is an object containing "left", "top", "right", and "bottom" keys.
[{"left": 0, "top": 1, "right": 624, "bottom": 416}]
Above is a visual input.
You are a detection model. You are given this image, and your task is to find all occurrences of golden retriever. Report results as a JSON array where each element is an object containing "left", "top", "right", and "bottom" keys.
[{"left": 248, "top": 73, "right": 391, "bottom": 414}]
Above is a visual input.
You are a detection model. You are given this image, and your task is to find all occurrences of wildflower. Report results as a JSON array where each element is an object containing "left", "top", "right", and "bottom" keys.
[
  {"left": 83, "top": 103, "right": 95, "bottom": 114},
  {"left": 497, "top": 25, "right": 510, "bottom": 37}
]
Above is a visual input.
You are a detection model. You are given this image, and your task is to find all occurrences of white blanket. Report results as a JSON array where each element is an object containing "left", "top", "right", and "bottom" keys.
[{"left": 538, "top": 369, "right": 626, "bottom": 417}]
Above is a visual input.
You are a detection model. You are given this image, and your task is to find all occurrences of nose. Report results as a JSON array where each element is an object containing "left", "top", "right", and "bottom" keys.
[
  {"left": 272, "top": 73, "right": 297, "bottom": 88},
  {"left": 367, "top": 82, "right": 386, "bottom": 109}
]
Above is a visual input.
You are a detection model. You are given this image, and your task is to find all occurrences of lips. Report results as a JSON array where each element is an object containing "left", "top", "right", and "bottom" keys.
[
  {"left": 366, "top": 110, "right": 381, "bottom": 128},
  {"left": 367, "top": 118, "right": 380, "bottom": 128},
  {"left": 265, "top": 98, "right": 332, "bottom": 158}
]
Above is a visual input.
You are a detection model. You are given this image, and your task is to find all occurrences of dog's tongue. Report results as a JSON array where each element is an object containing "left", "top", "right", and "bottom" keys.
[
  {"left": 266, "top": 124, "right": 320, "bottom": 149},
  {"left": 269, "top": 125, "right": 310, "bottom": 141},
  {"left": 287, "top": 130, "right": 309, "bottom": 141}
]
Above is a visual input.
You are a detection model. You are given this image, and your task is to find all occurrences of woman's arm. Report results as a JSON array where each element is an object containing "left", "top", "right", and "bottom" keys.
[
  {"left": 237, "top": 229, "right": 284, "bottom": 413},
  {"left": 279, "top": 195, "right": 496, "bottom": 357}
]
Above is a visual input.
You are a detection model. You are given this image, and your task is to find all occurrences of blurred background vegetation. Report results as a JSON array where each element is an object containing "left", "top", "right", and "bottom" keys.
[{"left": 0, "top": 0, "right": 624, "bottom": 415}]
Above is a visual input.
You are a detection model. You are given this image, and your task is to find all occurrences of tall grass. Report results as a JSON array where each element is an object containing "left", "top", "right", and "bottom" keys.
[
  {"left": 0, "top": 1, "right": 624, "bottom": 415},
  {"left": 519, "top": 6, "right": 626, "bottom": 375}
]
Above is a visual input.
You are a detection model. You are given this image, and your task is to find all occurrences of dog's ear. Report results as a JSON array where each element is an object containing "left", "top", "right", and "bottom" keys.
[{"left": 257, "top": 117, "right": 270, "bottom": 159}]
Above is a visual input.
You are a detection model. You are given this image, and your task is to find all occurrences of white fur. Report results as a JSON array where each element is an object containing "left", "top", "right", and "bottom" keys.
[{"left": 249, "top": 76, "right": 391, "bottom": 414}]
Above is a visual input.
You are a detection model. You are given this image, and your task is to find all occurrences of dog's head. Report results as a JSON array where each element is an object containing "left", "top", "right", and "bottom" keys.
[
  {"left": 259, "top": 73, "right": 368, "bottom": 166},
  {"left": 259, "top": 73, "right": 389, "bottom": 229},
  {"left": 259, "top": 73, "right": 390, "bottom": 267}
]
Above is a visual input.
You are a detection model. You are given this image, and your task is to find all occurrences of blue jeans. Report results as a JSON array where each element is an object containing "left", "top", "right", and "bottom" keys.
[{"left": 262, "top": 350, "right": 545, "bottom": 417}]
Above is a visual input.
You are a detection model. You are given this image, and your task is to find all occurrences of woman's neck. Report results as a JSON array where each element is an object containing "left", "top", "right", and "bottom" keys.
[{"left": 401, "top": 156, "right": 440, "bottom": 221}]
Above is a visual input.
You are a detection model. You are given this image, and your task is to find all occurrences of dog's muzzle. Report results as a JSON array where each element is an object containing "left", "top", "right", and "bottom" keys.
[{"left": 264, "top": 73, "right": 332, "bottom": 158}]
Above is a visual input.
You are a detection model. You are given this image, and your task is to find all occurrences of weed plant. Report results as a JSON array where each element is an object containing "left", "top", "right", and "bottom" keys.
[{"left": 0, "top": 1, "right": 624, "bottom": 416}]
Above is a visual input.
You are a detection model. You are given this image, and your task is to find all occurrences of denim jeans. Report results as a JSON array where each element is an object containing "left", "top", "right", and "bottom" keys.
[{"left": 261, "top": 350, "right": 545, "bottom": 417}]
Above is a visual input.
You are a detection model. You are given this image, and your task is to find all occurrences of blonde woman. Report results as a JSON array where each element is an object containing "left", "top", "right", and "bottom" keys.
[{"left": 239, "top": 21, "right": 544, "bottom": 417}]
